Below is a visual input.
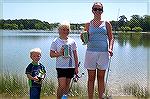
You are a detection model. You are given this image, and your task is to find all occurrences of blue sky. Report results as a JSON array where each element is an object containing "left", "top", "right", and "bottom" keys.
[{"left": 1, "top": 0, "right": 150, "bottom": 23}]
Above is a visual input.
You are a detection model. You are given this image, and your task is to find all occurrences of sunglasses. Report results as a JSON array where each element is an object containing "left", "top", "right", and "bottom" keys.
[
  {"left": 62, "top": 29, "right": 69, "bottom": 31},
  {"left": 92, "top": 8, "right": 103, "bottom": 12}
]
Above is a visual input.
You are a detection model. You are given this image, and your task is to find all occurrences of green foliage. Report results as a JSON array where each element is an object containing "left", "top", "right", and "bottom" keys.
[
  {"left": 123, "top": 83, "right": 149, "bottom": 98},
  {"left": 0, "top": 19, "right": 53, "bottom": 30},
  {"left": 0, "top": 73, "right": 86, "bottom": 97},
  {"left": 69, "top": 83, "right": 85, "bottom": 96},
  {"left": 3, "top": 24, "right": 18, "bottom": 30},
  {"left": 0, "top": 19, "right": 83, "bottom": 31},
  {"left": 41, "top": 78, "right": 56, "bottom": 96},
  {"left": 132, "top": 27, "right": 143, "bottom": 32},
  {"left": 0, "top": 14, "right": 150, "bottom": 32},
  {"left": 120, "top": 26, "right": 131, "bottom": 32},
  {"left": 0, "top": 73, "right": 28, "bottom": 96},
  {"left": 110, "top": 14, "right": 150, "bottom": 32}
]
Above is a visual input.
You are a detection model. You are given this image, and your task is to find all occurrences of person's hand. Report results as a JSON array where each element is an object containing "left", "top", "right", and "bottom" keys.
[
  {"left": 55, "top": 47, "right": 64, "bottom": 57},
  {"left": 74, "top": 66, "right": 79, "bottom": 75},
  {"left": 60, "top": 47, "right": 64, "bottom": 55},
  {"left": 33, "top": 76, "right": 39, "bottom": 81},
  {"left": 108, "top": 49, "right": 113, "bottom": 57},
  {"left": 80, "top": 32, "right": 84, "bottom": 42}
]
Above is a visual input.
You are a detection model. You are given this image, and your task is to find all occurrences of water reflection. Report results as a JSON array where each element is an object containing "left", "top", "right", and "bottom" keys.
[{"left": 116, "top": 32, "right": 150, "bottom": 47}]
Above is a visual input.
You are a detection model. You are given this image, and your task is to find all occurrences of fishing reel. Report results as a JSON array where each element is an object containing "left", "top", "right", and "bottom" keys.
[
  {"left": 73, "top": 73, "right": 84, "bottom": 82},
  {"left": 73, "top": 62, "right": 84, "bottom": 82}
]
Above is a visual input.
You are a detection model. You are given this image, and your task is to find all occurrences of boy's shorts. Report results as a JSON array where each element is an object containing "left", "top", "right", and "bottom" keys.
[
  {"left": 56, "top": 68, "right": 75, "bottom": 78},
  {"left": 84, "top": 51, "right": 109, "bottom": 70}
]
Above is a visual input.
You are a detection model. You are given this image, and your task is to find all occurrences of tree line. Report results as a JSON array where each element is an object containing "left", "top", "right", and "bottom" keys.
[
  {"left": 0, "top": 14, "right": 150, "bottom": 32},
  {"left": 111, "top": 15, "right": 150, "bottom": 32}
]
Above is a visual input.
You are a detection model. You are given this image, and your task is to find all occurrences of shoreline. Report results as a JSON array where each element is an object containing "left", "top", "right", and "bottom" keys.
[
  {"left": 1, "top": 29, "right": 150, "bottom": 34},
  {"left": 1, "top": 95, "right": 149, "bottom": 99}
]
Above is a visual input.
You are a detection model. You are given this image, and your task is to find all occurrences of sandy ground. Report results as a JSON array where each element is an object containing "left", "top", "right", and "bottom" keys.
[{"left": 1, "top": 95, "right": 149, "bottom": 99}]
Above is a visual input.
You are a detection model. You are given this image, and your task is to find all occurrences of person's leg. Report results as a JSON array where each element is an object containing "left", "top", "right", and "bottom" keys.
[
  {"left": 65, "top": 78, "right": 71, "bottom": 95},
  {"left": 87, "top": 70, "right": 96, "bottom": 99},
  {"left": 57, "top": 77, "right": 67, "bottom": 99},
  {"left": 30, "top": 87, "right": 41, "bottom": 99},
  {"left": 65, "top": 68, "right": 75, "bottom": 95},
  {"left": 97, "top": 69, "right": 105, "bottom": 99},
  {"left": 37, "top": 87, "right": 41, "bottom": 99},
  {"left": 30, "top": 87, "right": 34, "bottom": 99}
]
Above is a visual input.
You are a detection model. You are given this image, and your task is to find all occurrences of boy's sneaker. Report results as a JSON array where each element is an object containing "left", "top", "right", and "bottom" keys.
[{"left": 61, "top": 95, "right": 67, "bottom": 99}]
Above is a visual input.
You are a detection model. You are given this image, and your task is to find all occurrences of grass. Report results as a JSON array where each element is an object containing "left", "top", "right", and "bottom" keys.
[
  {"left": 0, "top": 73, "right": 56, "bottom": 97},
  {"left": 69, "top": 82, "right": 86, "bottom": 96},
  {"left": 0, "top": 73, "right": 28, "bottom": 96},
  {"left": 41, "top": 78, "right": 56, "bottom": 96},
  {"left": 0, "top": 73, "right": 150, "bottom": 99},
  {"left": 123, "top": 83, "right": 149, "bottom": 99}
]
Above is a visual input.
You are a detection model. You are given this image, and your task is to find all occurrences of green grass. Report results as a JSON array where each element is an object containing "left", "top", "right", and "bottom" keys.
[
  {"left": 69, "top": 83, "right": 86, "bottom": 96},
  {"left": 0, "top": 73, "right": 150, "bottom": 99},
  {"left": 123, "top": 83, "right": 149, "bottom": 99},
  {"left": 0, "top": 73, "right": 28, "bottom": 96},
  {"left": 41, "top": 78, "right": 56, "bottom": 96},
  {"left": 0, "top": 73, "right": 85, "bottom": 97},
  {"left": 0, "top": 73, "right": 56, "bottom": 97}
]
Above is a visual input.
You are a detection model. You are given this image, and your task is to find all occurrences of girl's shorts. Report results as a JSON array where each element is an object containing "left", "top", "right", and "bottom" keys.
[
  {"left": 56, "top": 68, "right": 75, "bottom": 78},
  {"left": 84, "top": 51, "right": 109, "bottom": 70}
]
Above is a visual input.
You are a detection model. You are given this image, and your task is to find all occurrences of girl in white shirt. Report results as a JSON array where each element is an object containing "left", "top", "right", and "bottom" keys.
[{"left": 50, "top": 21, "right": 78, "bottom": 99}]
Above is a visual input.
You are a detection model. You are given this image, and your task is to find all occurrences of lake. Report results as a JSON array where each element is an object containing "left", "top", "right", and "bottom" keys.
[{"left": 0, "top": 30, "right": 150, "bottom": 96}]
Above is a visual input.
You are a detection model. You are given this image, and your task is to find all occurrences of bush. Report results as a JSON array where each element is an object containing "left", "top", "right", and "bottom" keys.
[
  {"left": 132, "top": 27, "right": 143, "bottom": 32},
  {"left": 120, "top": 26, "right": 131, "bottom": 32}
]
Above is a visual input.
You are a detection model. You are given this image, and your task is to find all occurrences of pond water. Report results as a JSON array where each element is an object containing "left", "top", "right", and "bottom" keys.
[{"left": 0, "top": 30, "right": 150, "bottom": 95}]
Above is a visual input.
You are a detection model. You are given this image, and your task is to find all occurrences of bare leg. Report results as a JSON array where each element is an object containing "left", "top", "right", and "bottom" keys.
[
  {"left": 97, "top": 70, "right": 105, "bottom": 99},
  {"left": 64, "top": 78, "right": 71, "bottom": 95},
  {"left": 57, "top": 77, "right": 67, "bottom": 99},
  {"left": 87, "top": 70, "right": 96, "bottom": 99}
]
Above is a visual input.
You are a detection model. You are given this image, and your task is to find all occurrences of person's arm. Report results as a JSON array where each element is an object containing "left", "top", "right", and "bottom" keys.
[
  {"left": 26, "top": 74, "right": 39, "bottom": 82},
  {"left": 50, "top": 41, "right": 63, "bottom": 58},
  {"left": 80, "top": 23, "right": 90, "bottom": 41},
  {"left": 84, "top": 22, "right": 90, "bottom": 32},
  {"left": 106, "top": 21, "right": 114, "bottom": 56},
  {"left": 50, "top": 50, "right": 63, "bottom": 58},
  {"left": 73, "top": 50, "right": 79, "bottom": 75}
]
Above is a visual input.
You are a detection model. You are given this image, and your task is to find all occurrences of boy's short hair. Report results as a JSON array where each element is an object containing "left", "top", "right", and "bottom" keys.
[
  {"left": 30, "top": 48, "right": 41, "bottom": 55},
  {"left": 58, "top": 21, "right": 70, "bottom": 31}
]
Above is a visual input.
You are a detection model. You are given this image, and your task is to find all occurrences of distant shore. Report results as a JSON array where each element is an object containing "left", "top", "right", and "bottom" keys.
[{"left": 1, "top": 29, "right": 150, "bottom": 34}]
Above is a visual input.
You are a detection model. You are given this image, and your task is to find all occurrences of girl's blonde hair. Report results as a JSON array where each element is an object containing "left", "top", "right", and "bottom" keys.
[{"left": 58, "top": 21, "right": 71, "bottom": 31}]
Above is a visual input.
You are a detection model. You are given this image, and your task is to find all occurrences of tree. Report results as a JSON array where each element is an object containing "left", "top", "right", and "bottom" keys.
[
  {"left": 142, "top": 15, "right": 150, "bottom": 31},
  {"left": 19, "top": 24, "right": 24, "bottom": 30},
  {"left": 129, "top": 15, "right": 142, "bottom": 30},
  {"left": 118, "top": 15, "right": 128, "bottom": 28}
]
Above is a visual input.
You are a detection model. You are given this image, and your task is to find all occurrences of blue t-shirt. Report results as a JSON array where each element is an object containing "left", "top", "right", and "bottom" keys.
[{"left": 25, "top": 63, "right": 46, "bottom": 87}]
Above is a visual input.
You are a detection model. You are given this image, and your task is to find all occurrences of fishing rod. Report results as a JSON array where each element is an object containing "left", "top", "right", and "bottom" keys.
[
  {"left": 61, "top": 62, "right": 84, "bottom": 99},
  {"left": 103, "top": 57, "right": 113, "bottom": 99}
]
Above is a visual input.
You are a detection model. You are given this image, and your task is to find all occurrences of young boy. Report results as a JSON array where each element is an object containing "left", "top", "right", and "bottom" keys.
[
  {"left": 50, "top": 21, "right": 79, "bottom": 99},
  {"left": 25, "top": 48, "right": 46, "bottom": 99}
]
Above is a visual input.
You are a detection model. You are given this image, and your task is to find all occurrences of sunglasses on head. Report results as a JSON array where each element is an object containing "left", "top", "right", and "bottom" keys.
[{"left": 92, "top": 8, "right": 103, "bottom": 12}]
